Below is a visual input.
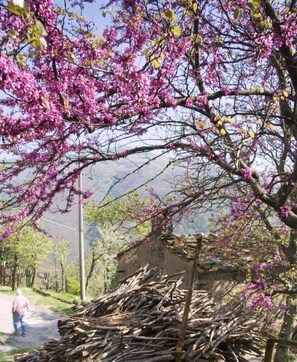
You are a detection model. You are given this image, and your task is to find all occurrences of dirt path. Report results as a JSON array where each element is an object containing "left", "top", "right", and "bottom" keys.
[{"left": 0, "top": 292, "right": 62, "bottom": 352}]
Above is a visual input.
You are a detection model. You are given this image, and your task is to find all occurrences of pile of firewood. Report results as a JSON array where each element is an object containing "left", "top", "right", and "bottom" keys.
[{"left": 15, "top": 266, "right": 262, "bottom": 361}]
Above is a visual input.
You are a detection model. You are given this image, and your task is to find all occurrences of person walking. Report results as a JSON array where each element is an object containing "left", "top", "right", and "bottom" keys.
[{"left": 12, "top": 288, "right": 30, "bottom": 336}]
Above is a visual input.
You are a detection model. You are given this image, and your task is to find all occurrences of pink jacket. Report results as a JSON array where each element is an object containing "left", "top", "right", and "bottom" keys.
[{"left": 12, "top": 295, "right": 29, "bottom": 316}]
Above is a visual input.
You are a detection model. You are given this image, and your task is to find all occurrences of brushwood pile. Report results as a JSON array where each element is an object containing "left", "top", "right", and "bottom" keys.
[{"left": 15, "top": 266, "right": 262, "bottom": 361}]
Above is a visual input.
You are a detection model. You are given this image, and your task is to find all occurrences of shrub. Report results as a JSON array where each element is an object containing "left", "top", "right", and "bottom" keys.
[{"left": 66, "top": 277, "right": 80, "bottom": 295}]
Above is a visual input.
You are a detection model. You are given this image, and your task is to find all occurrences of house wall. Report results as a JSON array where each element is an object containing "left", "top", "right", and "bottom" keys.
[
  {"left": 117, "top": 240, "right": 246, "bottom": 300},
  {"left": 117, "top": 238, "right": 164, "bottom": 279},
  {"left": 163, "top": 248, "right": 246, "bottom": 300},
  {"left": 195, "top": 268, "right": 246, "bottom": 300}
]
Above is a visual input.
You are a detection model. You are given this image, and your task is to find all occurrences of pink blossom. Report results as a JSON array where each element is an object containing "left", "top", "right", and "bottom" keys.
[
  {"left": 195, "top": 96, "right": 208, "bottom": 109},
  {"left": 279, "top": 205, "right": 292, "bottom": 219},
  {"left": 241, "top": 168, "right": 253, "bottom": 181},
  {"left": 185, "top": 98, "right": 194, "bottom": 107},
  {"left": 0, "top": 0, "right": 296, "bottom": 240}
]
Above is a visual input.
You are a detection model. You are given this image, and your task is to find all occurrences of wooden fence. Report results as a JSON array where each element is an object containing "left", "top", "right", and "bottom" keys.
[
  {"left": 263, "top": 332, "right": 297, "bottom": 361},
  {"left": 0, "top": 265, "right": 61, "bottom": 291}
]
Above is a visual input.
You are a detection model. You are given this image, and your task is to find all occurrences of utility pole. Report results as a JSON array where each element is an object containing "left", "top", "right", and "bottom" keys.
[{"left": 78, "top": 169, "right": 87, "bottom": 302}]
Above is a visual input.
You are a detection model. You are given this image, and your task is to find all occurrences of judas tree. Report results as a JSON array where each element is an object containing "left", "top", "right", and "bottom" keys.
[
  {"left": 0, "top": 0, "right": 296, "bottom": 230},
  {"left": 0, "top": 0, "right": 297, "bottom": 357}
]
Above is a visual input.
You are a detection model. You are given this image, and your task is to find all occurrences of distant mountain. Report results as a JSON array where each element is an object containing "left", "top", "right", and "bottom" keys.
[
  {"left": 83, "top": 152, "right": 179, "bottom": 198},
  {"left": 40, "top": 153, "right": 208, "bottom": 260}
]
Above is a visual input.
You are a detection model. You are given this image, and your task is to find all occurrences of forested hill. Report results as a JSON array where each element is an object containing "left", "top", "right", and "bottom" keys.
[
  {"left": 83, "top": 153, "right": 177, "bottom": 199},
  {"left": 39, "top": 153, "right": 208, "bottom": 260}
]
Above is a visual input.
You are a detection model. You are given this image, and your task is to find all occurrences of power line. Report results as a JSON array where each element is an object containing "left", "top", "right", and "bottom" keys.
[{"left": 41, "top": 218, "right": 76, "bottom": 231}]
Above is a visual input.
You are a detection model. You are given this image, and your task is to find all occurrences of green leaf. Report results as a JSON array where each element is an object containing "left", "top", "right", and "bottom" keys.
[
  {"left": 151, "top": 58, "right": 161, "bottom": 69},
  {"left": 68, "top": 11, "right": 75, "bottom": 19},
  {"left": 16, "top": 53, "right": 25, "bottom": 67},
  {"left": 67, "top": 52, "right": 76, "bottom": 62},
  {"left": 233, "top": 8, "right": 241, "bottom": 20},
  {"left": 192, "top": 3, "right": 198, "bottom": 13},
  {"left": 30, "top": 39, "right": 40, "bottom": 48},
  {"left": 6, "top": 1, "right": 27, "bottom": 16},
  {"left": 162, "top": 9, "right": 175, "bottom": 21},
  {"left": 27, "top": 32, "right": 40, "bottom": 48},
  {"left": 172, "top": 25, "right": 181, "bottom": 36},
  {"left": 35, "top": 19, "right": 47, "bottom": 36},
  {"left": 248, "top": 130, "right": 255, "bottom": 139},
  {"left": 252, "top": 11, "right": 261, "bottom": 19},
  {"left": 250, "top": 0, "right": 260, "bottom": 9},
  {"left": 7, "top": 29, "right": 19, "bottom": 38}
]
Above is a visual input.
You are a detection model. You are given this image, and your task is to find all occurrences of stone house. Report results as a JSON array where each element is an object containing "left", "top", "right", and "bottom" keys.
[{"left": 117, "top": 225, "right": 275, "bottom": 300}]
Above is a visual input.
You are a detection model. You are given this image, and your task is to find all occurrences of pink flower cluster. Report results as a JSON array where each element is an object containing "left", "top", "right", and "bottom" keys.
[
  {"left": 0, "top": 0, "right": 296, "bottom": 239},
  {"left": 241, "top": 168, "right": 253, "bottom": 181},
  {"left": 279, "top": 205, "right": 292, "bottom": 219},
  {"left": 244, "top": 280, "right": 276, "bottom": 312}
]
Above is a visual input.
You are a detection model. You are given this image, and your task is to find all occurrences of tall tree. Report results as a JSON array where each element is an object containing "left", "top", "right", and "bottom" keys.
[
  {"left": 53, "top": 240, "right": 71, "bottom": 292},
  {"left": 3, "top": 226, "right": 52, "bottom": 288},
  {"left": 85, "top": 193, "right": 151, "bottom": 241},
  {"left": 0, "top": 0, "right": 296, "bottom": 231},
  {"left": 85, "top": 224, "right": 122, "bottom": 295},
  {"left": 85, "top": 193, "right": 150, "bottom": 294}
]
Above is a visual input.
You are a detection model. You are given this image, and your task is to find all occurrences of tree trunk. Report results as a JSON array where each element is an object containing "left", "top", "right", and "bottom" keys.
[
  {"left": 264, "top": 340, "right": 274, "bottom": 362},
  {"left": 273, "top": 298, "right": 296, "bottom": 362},
  {"left": 106, "top": 265, "right": 110, "bottom": 292},
  {"left": 274, "top": 230, "right": 297, "bottom": 361},
  {"left": 31, "top": 267, "right": 36, "bottom": 288},
  {"left": 256, "top": 217, "right": 297, "bottom": 361},
  {"left": 11, "top": 253, "right": 18, "bottom": 291},
  {"left": 103, "top": 265, "right": 107, "bottom": 294},
  {"left": 60, "top": 262, "right": 65, "bottom": 291},
  {"left": 85, "top": 251, "right": 97, "bottom": 291}
]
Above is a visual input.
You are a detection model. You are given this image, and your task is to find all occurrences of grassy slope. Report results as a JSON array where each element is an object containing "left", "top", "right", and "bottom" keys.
[{"left": 0, "top": 286, "right": 74, "bottom": 314}]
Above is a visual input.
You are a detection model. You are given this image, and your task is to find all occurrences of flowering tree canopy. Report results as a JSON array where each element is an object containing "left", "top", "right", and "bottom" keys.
[{"left": 0, "top": 0, "right": 297, "bottom": 239}]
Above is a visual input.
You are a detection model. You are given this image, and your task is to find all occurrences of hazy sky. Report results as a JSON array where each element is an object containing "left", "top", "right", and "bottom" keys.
[
  {"left": 55, "top": 0, "right": 111, "bottom": 33},
  {"left": 81, "top": 1, "right": 111, "bottom": 30}
]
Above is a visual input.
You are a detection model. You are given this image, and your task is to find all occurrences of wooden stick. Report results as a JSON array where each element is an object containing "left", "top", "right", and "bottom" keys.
[{"left": 175, "top": 235, "right": 202, "bottom": 361}]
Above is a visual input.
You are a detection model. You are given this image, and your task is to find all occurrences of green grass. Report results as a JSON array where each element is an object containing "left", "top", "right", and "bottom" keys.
[
  {"left": 0, "top": 286, "right": 15, "bottom": 296},
  {"left": 0, "top": 347, "right": 36, "bottom": 362},
  {"left": 44, "top": 290, "right": 80, "bottom": 304}
]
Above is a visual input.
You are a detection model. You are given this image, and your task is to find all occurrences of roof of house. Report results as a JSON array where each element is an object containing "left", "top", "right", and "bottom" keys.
[{"left": 117, "top": 231, "right": 278, "bottom": 272}]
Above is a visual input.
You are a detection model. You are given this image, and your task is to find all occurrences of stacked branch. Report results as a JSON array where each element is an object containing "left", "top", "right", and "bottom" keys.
[{"left": 15, "top": 266, "right": 262, "bottom": 361}]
